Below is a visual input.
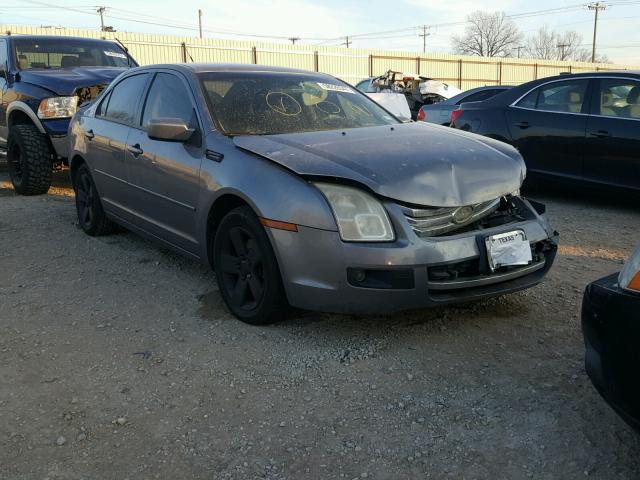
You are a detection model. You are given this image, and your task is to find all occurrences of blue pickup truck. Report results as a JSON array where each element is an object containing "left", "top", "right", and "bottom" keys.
[{"left": 0, "top": 35, "right": 137, "bottom": 195}]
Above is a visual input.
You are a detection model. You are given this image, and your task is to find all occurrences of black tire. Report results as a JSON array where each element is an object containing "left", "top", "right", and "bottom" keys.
[
  {"left": 213, "top": 206, "right": 288, "bottom": 325},
  {"left": 7, "top": 124, "right": 53, "bottom": 195},
  {"left": 73, "top": 164, "right": 117, "bottom": 236}
]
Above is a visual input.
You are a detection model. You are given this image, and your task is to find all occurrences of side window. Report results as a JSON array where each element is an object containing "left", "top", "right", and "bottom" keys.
[
  {"left": 101, "top": 74, "right": 149, "bottom": 124},
  {"left": 0, "top": 40, "right": 7, "bottom": 73},
  {"left": 596, "top": 78, "right": 640, "bottom": 120},
  {"left": 355, "top": 80, "right": 372, "bottom": 93},
  {"left": 142, "top": 73, "right": 195, "bottom": 128},
  {"left": 461, "top": 89, "right": 497, "bottom": 104},
  {"left": 516, "top": 79, "right": 589, "bottom": 113}
]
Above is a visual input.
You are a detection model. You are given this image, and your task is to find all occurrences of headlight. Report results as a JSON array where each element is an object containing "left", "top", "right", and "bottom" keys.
[
  {"left": 315, "top": 182, "right": 394, "bottom": 242},
  {"left": 38, "top": 96, "right": 78, "bottom": 119},
  {"left": 619, "top": 244, "right": 640, "bottom": 293}
]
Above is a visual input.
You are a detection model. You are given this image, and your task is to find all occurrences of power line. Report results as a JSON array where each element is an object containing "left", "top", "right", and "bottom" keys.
[{"left": 419, "top": 25, "right": 430, "bottom": 53}]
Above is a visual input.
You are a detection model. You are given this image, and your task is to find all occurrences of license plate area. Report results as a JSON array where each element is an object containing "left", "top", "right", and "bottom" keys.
[{"left": 485, "top": 230, "right": 532, "bottom": 272}]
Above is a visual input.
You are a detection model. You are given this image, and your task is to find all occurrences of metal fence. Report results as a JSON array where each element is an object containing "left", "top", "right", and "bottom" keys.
[{"left": 3, "top": 24, "right": 638, "bottom": 88}]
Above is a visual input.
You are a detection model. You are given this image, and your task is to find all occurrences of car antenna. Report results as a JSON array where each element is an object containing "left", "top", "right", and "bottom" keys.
[{"left": 114, "top": 37, "right": 133, "bottom": 68}]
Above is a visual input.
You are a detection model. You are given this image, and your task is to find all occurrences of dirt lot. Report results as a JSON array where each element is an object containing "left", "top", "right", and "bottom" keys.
[{"left": 1, "top": 167, "right": 639, "bottom": 480}]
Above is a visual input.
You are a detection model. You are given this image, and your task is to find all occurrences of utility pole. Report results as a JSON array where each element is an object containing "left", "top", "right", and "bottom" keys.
[
  {"left": 288, "top": 37, "right": 300, "bottom": 45},
  {"left": 513, "top": 46, "right": 524, "bottom": 58},
  {"left": 97, "top": 6, "right": 106, "bottom": 32},
  {"left": 342, "top": 36, "right": 351, "bottom": 48},
  {"left": 557, "top": 43, "right": 570, "bottom": 60},
  {"left": 588, "top": 2, "right": 607, "bottom": 63},
  {"left": 198, "top": 9, "right": 203, "bottom": 39},
  {"left": 419, "top": 25, "right": 430, "bottom": 54}
]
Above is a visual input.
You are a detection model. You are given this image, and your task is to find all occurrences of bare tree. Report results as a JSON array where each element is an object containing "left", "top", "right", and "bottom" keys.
[
  {"left": 451, "top": 11, "right": 523, "bottom": 57},
  {"left": 525, "top": 26, "right": 611, "bottom": 63}
]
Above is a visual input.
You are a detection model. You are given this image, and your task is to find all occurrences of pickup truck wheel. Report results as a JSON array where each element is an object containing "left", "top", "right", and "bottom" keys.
[
  {"left": 7, "top": 124, "right": 53, "bottom": 195},
  {"left": 213, "top": 206, "right": 288, "bottom": 325},
  {"left": 73, "top": 164, "right": 117, "bottom": 236}
]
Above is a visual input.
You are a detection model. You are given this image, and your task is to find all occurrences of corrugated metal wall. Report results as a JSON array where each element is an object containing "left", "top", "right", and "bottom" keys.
[{"left": 3, "top": 24, "right": 638, "bottom": 88}]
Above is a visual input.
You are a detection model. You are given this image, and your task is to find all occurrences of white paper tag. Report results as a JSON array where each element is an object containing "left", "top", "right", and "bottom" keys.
[
  {"left": 317, "top": 82, "right": 355, "bottom": 94},
  {"left": 485, "top": 230, "right": 532, "bottom": 270},
  {"left": 104, "top": 50, "right": 127, "bottom": 59}
]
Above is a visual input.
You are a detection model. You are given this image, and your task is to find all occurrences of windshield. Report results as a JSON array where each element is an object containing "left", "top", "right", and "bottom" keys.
[
  {"left": 199, "top": 72, "right": 400, "bottom": 135},
  {"left": 13, "top": 38, "right": 132, "bottom": 70}
]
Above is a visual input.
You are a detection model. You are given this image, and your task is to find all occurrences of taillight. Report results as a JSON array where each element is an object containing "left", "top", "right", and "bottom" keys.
[
  {"left": 450, "top": 109, "right": 464, "bottom": 126},
  {"left": 417, "top": 108, "right": 425, "bottom": 121}
]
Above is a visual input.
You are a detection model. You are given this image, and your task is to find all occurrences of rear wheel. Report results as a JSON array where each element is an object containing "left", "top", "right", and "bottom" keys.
[
  {"left": 7, "top": 124, "right": 53, "bottom": 195},
  {"left": 73, "top": 164, "right": 117, "bottom": 236},
  {"left": 213, "top": 206, "right": 288, "bottom": 325}
]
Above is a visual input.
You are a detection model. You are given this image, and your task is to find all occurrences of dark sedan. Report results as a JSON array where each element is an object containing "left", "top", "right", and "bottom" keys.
[
  {"left": 451, "top": 72, "right": 640, "bottom": 193},
  {"left": 417, "top": 85, "right": 512, "bottom": 125},
  {"left": 582, "top": 243, "right": 640, "bottom": 431}
]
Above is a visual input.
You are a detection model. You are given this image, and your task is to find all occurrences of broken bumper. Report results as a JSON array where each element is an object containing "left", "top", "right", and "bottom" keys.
[{"left": 269, "top": 197, "right": 558, "bottom": 314}]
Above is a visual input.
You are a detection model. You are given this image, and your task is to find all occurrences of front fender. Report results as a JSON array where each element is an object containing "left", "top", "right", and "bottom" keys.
[{"left": 6, "top": 101, "right": 46, "bottom": 134}]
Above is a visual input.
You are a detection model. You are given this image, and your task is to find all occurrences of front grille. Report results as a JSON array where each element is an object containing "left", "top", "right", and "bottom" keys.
[
  {"left": 75, "top": 84, "right": 108, "bottom": 105},
  {"left": 401, "top": 198, "right": 501, "bottom": 237}
]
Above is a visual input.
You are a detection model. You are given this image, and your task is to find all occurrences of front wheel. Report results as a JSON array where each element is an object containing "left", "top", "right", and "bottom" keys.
[
  {"left": 73, "top": 164, "right": 117, "bottom": 236},
  {"left": 7, "top": 124, "right": 53, "bottom": 195},
  {"left": 213, "top": 206, "right": 288, "bottom": 325}
]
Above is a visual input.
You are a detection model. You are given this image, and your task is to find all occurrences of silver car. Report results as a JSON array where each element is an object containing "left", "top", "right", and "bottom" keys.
[{"left": 68, "top": 64, "right": 558, "bottom": 324}]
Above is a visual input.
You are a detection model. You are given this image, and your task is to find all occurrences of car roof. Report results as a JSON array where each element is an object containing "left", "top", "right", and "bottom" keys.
[
  {"left": 0, "top": 34, "right": 119, "bottom": 44},
  {"left": 134, "top": 63, "right": 336, "bottom": 77}
]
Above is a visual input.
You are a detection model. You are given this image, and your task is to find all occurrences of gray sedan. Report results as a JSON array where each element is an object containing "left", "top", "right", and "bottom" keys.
[
  {"left": 418, "top": 85, "right": 513, "bottom": 125},
  {"left": 68, "top": 64, "right": 558, "bottom": 324}
]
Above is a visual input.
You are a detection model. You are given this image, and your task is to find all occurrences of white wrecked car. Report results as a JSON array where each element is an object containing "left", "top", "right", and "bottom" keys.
[{"left": 356, "top": 70, "right": 461, "bottom": 120}]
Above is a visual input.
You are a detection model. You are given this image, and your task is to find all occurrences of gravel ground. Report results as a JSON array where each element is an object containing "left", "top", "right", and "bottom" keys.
[{"left": 1, "top": 167, "right": 639, "bottom": 480}]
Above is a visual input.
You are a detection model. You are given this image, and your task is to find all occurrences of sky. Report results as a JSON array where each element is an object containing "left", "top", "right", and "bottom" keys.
[{"left": 2, "top": 0, "right": 639, "bottom": 64}]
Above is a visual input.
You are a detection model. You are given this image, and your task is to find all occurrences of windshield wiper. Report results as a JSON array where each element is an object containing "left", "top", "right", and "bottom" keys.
[{"left": 114, "top": 37, "right": 134, "bottom": 68}]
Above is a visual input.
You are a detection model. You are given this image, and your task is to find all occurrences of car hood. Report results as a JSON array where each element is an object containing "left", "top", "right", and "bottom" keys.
[
  {"left": 233, "top": 122, "right": 526, "bottom": 207},
  {"left": 18, "top": 67, "right": 127, "bottom": 96}
]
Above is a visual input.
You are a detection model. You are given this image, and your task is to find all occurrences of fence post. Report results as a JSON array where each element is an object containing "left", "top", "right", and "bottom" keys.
[
  {"left": 498, "top": 61, "right": 502, "bottom": 85},
  {"left": 181, "top": 42, "right": 187, "bottom": 63},
  {"left": 368, "top": 54, "right": 373, "bottom": 77},
  {"left": 251, "top": 46, "right": 257, "bottom": 64},
  {"left": 534, "top": 63, "right": 538, "bottom": 80},
  {"left": 458, "top": 59, "right": 462, "bottom": 89},
  {"left": 416, "top": 57, "right": 420, "bottom": 75},
  {"left": 314, "top": 51, "right": 319, "bottom": 72}
]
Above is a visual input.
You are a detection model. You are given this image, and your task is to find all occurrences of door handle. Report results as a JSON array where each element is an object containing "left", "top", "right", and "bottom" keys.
[
  {"left": 514, "top": 121, "right": 530, "bottom": 129},
  {"left": 84, "top": 129, "right": 95, "bottom": 140},
  {"left": 590, "top": 130, "right": 611, "bottom": 138},
  {"left": 127, "top": 143, "right": 144, "bottom": 157}
]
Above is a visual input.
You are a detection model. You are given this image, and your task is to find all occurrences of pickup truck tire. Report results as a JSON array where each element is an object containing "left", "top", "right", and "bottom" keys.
[
  {"left": 7, "top": 124, "right": 53, "bottom": 195},
  {"left": 73, "top": 164, "right": 117, "bottom": 236}
]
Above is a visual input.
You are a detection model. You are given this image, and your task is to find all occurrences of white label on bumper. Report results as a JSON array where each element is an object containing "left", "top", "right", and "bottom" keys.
[{"left": 485, "top": 230, "right": 532, "bottom": 271}]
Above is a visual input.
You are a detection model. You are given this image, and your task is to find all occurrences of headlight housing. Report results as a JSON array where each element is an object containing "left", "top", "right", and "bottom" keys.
[
  {"left": 38, "top": 96, "right": 78, "bottom": 119},
  {"left": 315, "top": 182, "right": 394, "bottom": 242},
  {"left": 619, "top": 244, "right": 640, "bottom": 293}
]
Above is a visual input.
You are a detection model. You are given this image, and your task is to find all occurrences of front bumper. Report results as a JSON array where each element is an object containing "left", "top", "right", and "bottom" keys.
[
  {"left": 42, "top": 118, "right": 71, "bottom": 159},
  {"left": 270, "top": 196, "right": 558, "bottom": 314},
  {"left": 582, "top": 273, "right": 640, "bottom": 431}
]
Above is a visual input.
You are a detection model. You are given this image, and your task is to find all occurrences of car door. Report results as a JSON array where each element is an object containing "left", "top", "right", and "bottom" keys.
[
  {"left": 505, "top": 78, "right": 591, "bottom": 180},
  {"left": 0, "top": 39, "right": 8, "bottom": 144},
  {"left": 83, "top": 73, "right": 150, "bottom": 219},
  {"left": 583, "top": 77, "right": 640, "bottom": 190},
  {"left": 125, "top": 71, "right": 203, "bottom": 255}
]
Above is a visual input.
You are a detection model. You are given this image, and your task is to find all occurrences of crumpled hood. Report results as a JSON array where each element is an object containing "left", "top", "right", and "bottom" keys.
[
  {"left": 18, "top": 67, "right": 127, "bottom": 95},
  {"left": 233, "top": 122, "right": 526, "bottom": 207}
]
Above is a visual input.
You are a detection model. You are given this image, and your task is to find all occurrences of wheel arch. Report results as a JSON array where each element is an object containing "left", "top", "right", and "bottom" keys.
[
  {"left": 69, "top": 154, "right": 87, "bottom": 185},
  {"left": 205, "top": 193, "right": 255, "bottom": 268},
  {"left": 7, "top": 102, "right": 46, "bottom": 134}
]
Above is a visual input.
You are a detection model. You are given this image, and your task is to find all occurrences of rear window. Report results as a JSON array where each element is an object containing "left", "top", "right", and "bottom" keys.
[
  {"left": 13, "top": 38, "right": 133, "bottom": 70},
  {"left": 199, "top": 72, "right": 399, "bottom": 136}
]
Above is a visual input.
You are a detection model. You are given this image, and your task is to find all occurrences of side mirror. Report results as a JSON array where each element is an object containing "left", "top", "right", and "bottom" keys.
[{"left": 147, "top": 118, "right": 195, "bottom": 142}]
